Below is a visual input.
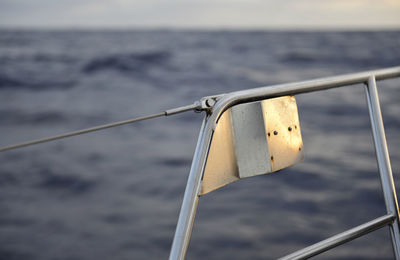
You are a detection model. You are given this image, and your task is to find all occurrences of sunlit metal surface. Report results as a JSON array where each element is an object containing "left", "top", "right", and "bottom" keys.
[
  {"left": 200, "top": 110, "right": 239, "bottom": 195},
  {"left": 200, "top": 96, "right": 304, "bottom": 195},
  {"left": 262, "top": 96, "right": 303, "bottom": 172}
]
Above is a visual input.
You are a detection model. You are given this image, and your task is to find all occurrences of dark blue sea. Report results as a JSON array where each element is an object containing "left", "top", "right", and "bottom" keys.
[{"left": 0, "top": 30, "right": 399, "bottom": 260}]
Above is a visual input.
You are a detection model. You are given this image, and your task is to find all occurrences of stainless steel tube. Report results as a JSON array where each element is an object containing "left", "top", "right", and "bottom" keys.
[
  {"left": 169, "top": 67, "right": 400, "bottom": 259},
  {"left": 279, "top": 214, "right": 395, "bottom": 260},
  {"left": 169, "top": 115, "right": 214, "bottom": 260},
  {"left": 209, "top": 66, "right": 400, "bottom": 126},
  {"left": 365, "top": 76, "right": 400, "bottom": 259}
]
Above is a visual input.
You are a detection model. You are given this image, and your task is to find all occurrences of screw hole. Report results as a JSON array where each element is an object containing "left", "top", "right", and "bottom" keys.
[
  {"left": 299, "top": 147, "right": 302, "bottom": 151},
  {"left": 268, "top": 132, "right": 270, "bottom": 137},
  {"left": 274, "top": 131, "right": 278, "bottom": 135},
  {"left": 288, "top": 126, "right": 292, "bottom": 131},
  {"left": 271, "top": 156, "right": 274, "bottom": 161}
]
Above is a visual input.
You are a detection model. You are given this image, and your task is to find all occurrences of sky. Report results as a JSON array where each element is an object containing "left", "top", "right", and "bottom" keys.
[{"left": 0, "top": 0, "right": 400, "bottom": 30}]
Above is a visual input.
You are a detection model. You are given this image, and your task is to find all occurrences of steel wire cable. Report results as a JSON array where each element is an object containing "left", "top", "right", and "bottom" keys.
[{"left": 0, "top": 103, "right": 201, "bottom": 153}]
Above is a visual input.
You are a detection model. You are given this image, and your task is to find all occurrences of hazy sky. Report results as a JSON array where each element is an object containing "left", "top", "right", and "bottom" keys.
[{"left": 1, "top": 0, "right": 399, "bottom": 29}]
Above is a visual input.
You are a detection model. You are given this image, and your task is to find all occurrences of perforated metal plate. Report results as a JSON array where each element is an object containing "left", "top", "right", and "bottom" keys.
[{"left": 200, "top": 96, "right": 304, "bottom": 195}]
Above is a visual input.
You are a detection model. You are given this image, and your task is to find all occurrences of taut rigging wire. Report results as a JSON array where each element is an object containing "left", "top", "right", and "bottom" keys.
[{"left": 0, "top": 102, "right": 202, "bottom": 153}]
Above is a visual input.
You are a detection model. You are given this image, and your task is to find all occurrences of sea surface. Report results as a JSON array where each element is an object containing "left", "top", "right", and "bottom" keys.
[{"left": 0, "top": 30, "right": 399, "bottom": 260}]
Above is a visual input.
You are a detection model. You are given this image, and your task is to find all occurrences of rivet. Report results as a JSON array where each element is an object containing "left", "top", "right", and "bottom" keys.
[
  {"left": 288, "top": 126, "right": 292, "bottom": 131},
  {"left": 274, "top": 131, "right": 278, "bottom": 135},
  {"left": 205, "top": 98, "right": 216, "bottom": 107}
]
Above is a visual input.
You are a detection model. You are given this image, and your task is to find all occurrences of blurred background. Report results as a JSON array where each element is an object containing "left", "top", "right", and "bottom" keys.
[{"left": 0, "top": 1, "right": 400, "bottom": 259}]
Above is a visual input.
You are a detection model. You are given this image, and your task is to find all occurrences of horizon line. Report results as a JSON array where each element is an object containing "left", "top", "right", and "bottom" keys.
[{"left": 1, "top": 25, "right": 399, "bottom": 32}]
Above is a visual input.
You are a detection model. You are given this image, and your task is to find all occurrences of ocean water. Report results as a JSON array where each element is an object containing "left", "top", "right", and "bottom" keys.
[{"left": 0, "top": 30, "right": 399, "bottom": 260}]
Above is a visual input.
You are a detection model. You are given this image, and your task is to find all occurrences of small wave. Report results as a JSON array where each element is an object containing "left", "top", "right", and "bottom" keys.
[
  {"left": 82, "top": 50, "right": 171, "bottom": 74},
  {"left": 101, "top": 213, "right": 130, "bottom": 224},
  {"left": 157, "top": 157, "right": 191, "bottom": 167},
  {"left": 280, "top": 51, "right": 318, "bottom": 63},
  {"left": 32, "top": 53, "right": 77, "bottom": 64},
  {"left": 0, "top": 171, "right": 18, "bottom": 186},
  {"left": 0, "top": 73, "right": 24, "bottom": 88},
  {"left": 0, "top": 53, "right": 77, "bottom": 64},
  {"left": 0, "top": 110, "right": 68, "bottom": 125},
  {"left": 0, "top": 72, "right": 76, "bottom": 90},
  {"left": 0, "top": 216, "right": 33, "bottom": 227},
  {"left": 38, "top": 172, "right": 96, "bottom": 194},
  {"left": 0, "top": 31, "right": 32, "bottom": 47},
  {"left": 280, "top": 50, "right": 399, "bottom": 68}
]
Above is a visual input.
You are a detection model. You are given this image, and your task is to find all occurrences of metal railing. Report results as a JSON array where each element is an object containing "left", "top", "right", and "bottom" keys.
[
  {"left": 1, "top": 66, "right": 399, "bottom": 259},
  {"left": 169, "top": 66, "right": 400, "bottom": 260}
]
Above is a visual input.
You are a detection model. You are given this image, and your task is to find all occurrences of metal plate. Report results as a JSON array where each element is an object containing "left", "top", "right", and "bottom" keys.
[
  {"left": 200, "top": 96, "right": 304, "bottom": 195},
  {"left": 231, "top": 101, "right": 272, "bottom": 178},
  {"left": 200, "top": 109, "right": 239, "bottom": 195},
  {"left": 262, "top": 96, "right": 303, "bottom": 172}
]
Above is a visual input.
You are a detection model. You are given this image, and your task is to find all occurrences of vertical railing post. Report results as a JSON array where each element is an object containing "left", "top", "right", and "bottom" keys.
[
  {"left": 365, "top": 75, "right": 400, "bottom": 259},
  {"left": 169, "top": 115, "right": 212, "bottom": 260}
]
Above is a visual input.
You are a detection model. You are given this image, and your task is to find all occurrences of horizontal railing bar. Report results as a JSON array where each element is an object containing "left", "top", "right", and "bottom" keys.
[
  {"left": 233, "top": 65, "right": 400, "bottom": 99},
  {"left": 210, "top": 66, "right": 400, "bottom": 123},
  {"left": 278, "top": 214, "right": 395, "bottom": 260}
]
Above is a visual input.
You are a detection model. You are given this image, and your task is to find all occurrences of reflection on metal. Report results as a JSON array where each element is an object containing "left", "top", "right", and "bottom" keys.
[
  {"left": 169, "top": 66, "right": 400, "bottom": 260},
  {"left": 279, "top": 214, "right": 396, "bottom": 260},
  {"left": 262, "top": 96, "right": 303, "bottom": 173},
  {"left": 365, "top": 76, "right": 400, "bottom": 258},
  {"left": 200, "top": 109, "right": 239, "bottom": 195},
  {"left": 200, "top": 96, "right": 304, "bottom": 195}
]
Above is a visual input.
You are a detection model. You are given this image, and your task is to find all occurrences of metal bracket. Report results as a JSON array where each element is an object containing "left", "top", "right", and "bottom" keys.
[
  {"left": 198, "top": 94, "right": 224, "bottom": 114},
  {"left": 200, "top": 96, "right": 304, "bottom": 195}
]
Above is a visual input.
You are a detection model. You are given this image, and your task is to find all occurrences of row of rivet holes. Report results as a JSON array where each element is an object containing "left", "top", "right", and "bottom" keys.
[{"left": 268, "top": 125, "right": 301, "bottom": 161}]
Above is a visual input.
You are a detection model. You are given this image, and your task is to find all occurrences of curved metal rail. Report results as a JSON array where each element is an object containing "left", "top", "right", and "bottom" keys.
[{"left": 169, "top": 66, "right": 400, "bottom": 259}]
